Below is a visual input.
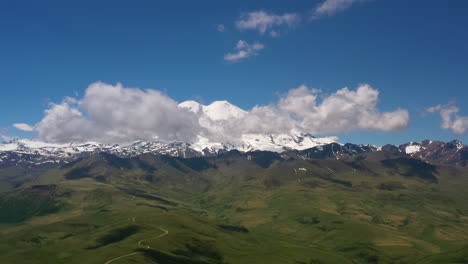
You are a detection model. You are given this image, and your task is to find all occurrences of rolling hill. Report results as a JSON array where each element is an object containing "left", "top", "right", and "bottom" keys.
[{"left": 0, "top": 140, "right": 467, "bottom": 264}]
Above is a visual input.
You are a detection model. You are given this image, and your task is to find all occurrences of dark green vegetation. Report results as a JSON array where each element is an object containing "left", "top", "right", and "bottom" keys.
[
  {"left": 0, "top": 151, "right": 468, "bottom": 263},
  {"left": 86, "top": 225, "right": 140, "bottom": 249},
  {"left": 0, "top": 185, "right": 62, "bottom": 222}
]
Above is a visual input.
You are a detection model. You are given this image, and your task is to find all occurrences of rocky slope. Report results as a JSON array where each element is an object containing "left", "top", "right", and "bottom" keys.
[{"left": 0, "top": 137, "right": 466, "bottom": 168}]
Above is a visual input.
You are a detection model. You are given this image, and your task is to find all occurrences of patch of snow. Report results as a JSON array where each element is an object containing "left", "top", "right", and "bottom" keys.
[
  {"left": 0, "top": 142, "right": 19, "bottom": 151},
  {"left": 405, "top": 145, "right": 422, "bottom": 155},
  {"left": 455, "top": 141, "right": 465, "bottom": 151}
]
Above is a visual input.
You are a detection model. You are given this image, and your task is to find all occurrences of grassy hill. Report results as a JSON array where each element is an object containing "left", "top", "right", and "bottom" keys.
[{"left": 0, "top": 152, "right": 467, "bottom": 263}]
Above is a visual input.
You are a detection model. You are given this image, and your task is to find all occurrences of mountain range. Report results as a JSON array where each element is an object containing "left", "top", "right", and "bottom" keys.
[
  {"left": 1, "top": 137, "right": 466, "bottom": 169},
  {"left": 3, "top": 100, "right": 465, "bottom": 169},
  {"left": 1, "top": 101, "right": 468, "bottom": 264}
]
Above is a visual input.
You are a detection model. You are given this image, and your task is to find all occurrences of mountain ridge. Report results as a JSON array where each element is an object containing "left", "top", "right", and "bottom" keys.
[{"left": 0, "top": 137, "right": 466, "bottom": 168}]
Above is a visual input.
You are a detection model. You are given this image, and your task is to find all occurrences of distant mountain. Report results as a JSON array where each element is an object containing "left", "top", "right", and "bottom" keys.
[
  {"left": 0, "top": 136, "right": 466, "bottom": 168},
  {"left": 1, "top": 101, "right": 466, "bottom": 264},
  {"left": 0, "top": 134, "right": 336, "bottom": 167},
  {"left": 1, "top": 136, "right": 468, "bottom": 264},
  {"left": 0, "top": 100, "right": 466, "bottom": 168},
  {"left": 398, "top": 140, "right": 468, "bottom": 167},
  {"left": 177, "top": 100, "right": 339, "bottom": 152},
  {"left": 179, "top": 100, "right": 248, "bottom": 121}
]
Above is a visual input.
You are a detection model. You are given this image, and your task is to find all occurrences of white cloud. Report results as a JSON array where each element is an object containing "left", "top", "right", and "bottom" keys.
[
  {"left": 235, "top": 11, "right": 300, "bottom": 36},
  {"left": 224, "top": 50, "right": 249, "bottom": 62},
  {"left": 234, "top": 1, "right": 365, "bottom": 36},
  {"left": 312, "top": 0, "right": 365, "bottom": 18},
  {"left": 251, "top": 84, "right": 409, "bottom": 135},
  {"left": 183, "top": 84, "right": 409, "bottom": 140},
  {"left": 13, "top": 123, "right": 34, "bottom": 131},
  {"left": 427, "top": 103, "right": 468, "bottom": 135},
  {"left": 25, "top": 82, "right": 409, "bottom": 144},
  {"left": 224, "top": 40, "right": 264, "bottom": 62},
  {"left": 216, "top": 24, "right": 226, "bottom": 32},
  {"left": 227, "top": 3, "right": 367, "bottom": 61},
  {"left": 34, "top": 82, "right": 202, "bottom": 143}
]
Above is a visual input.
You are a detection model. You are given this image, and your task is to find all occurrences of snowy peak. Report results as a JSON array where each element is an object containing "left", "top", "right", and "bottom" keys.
[
  {"left": 178, "top": 100, "right": 338, "bottom": 152},
  {"left": 179, "top": 100, "right": 247, "bottom": 121},
  {"left": 239, "top": 133, "right": 338, "bottom": 152},
  {"left": 203, "top": 100, "right": 247, "bottom": 120},
  {"left": 397, "top": 140, "right": 467, "bottom": 167},
  {"left": 1, "top": 138, "right": 466, "bottom": 168},
  {"left": 291, "top": 143, "right": 379, "bottom": 160},
  {"left": 178, "top": 100, "right": 203, "bottom": 113},
  {"left": 0, "top": 133, "right": 339, "bottom": 167},
  {"left": 399, "top": 140, "right": 466, "bottom": 156}
]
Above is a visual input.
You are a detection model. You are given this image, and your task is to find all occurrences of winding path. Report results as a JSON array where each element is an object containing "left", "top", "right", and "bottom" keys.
[
  {"left": 104, "top": 218, "right": 169, "bottom": 264},
  {"left": 104, "top": 252, "right": 140, "bottom": 264},
  {"left": 138, "top": 225, "right": 169, "bottom": 249}
]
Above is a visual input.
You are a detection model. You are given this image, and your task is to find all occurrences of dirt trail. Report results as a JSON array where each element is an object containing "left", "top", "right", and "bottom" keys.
[
  {"left": 104, "top": 217, "right": 168, "bottom": 264},
  {"left": 138, "top": 225, "right": 169, "bottom": 249}
]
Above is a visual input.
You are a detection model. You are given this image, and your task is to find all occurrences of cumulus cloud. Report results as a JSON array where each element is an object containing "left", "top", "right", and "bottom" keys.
[
  {"left": 182, "top": 84, "right": 409, "bottom": 143},
  {"left": 235, "top": 11, "right": 300, "bottom": 36},
  {"left": 22, "top": 82, "right": 409, "bottom": 144},
  {"left": 13, "top": 123, "right": 34, "bottom": 131},
  {"left": 224, "top": 40, "right": 264, "bottom": 62},
  {"left": 34, "top": 82, "right": 202, "bottom": 143},
  {"left": 213, "top": 84, "right": 409, "bottom": 137},
  {"left": 427, "top": 103, "right": 468, "bottom": 135}
]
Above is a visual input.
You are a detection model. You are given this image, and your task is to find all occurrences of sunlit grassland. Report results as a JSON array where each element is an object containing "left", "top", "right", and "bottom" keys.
[{"left": 0, "top": 154, "right": 467, "bottom": 263}]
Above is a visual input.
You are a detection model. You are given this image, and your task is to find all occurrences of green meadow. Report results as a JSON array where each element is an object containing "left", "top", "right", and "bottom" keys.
[{"left": 1, "top": 152, "right": 467, "bottom": 263}]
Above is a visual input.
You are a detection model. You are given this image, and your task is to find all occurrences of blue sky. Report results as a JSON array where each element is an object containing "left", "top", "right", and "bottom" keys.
[{"left": 1, "top": 0, "right": 467, "bottom": 145}]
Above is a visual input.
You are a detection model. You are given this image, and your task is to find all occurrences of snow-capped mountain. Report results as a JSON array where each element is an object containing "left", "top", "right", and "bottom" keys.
[
  {"left": 179, "top": 100, "right": 247, "bottom": 121},
  {"left": 0, "top": 100, "right": 339, "bottom": 167},
  {"left": 0, "top": 139, "right": 197, "bottom": 166},
  {"left": 0, "top": 100, "right": 466, "bottom": 168},
  {"left": 177, "top": 100, "right": 338, "bottom": 152},
  {"left": 397, "top": 140, "right": 468, "bottom": 167},
  {"left": 0, "top": 137, "right": 466, "bottom": 168},
  {"left": 288, "top": 143, "right": 381, "bottom": 160},
  {"left": 0, "top": 133, "right": 338, "bottom": 167}
]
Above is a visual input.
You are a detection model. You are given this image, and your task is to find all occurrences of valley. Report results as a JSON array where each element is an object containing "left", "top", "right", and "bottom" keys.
[{"left": 1, "top": 143, "right": 467, "bottom": 263}]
